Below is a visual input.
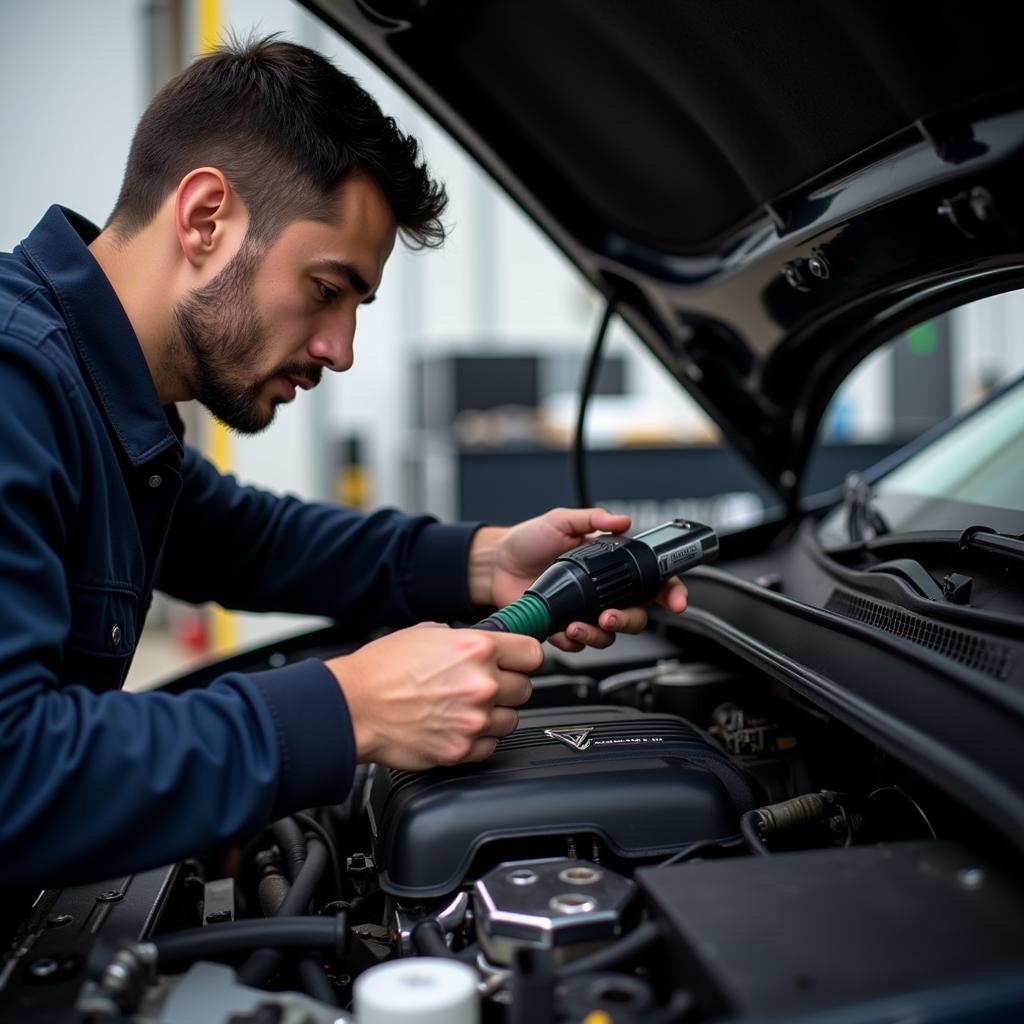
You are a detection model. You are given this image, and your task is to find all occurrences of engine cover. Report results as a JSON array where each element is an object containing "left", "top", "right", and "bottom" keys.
[{"left": 368, "top": 705, "right": 754, "bottom": 898}]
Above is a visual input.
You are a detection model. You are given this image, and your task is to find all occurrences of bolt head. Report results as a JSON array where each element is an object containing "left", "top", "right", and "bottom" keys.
[
  {"left": 783, "top": 262, "right": 809, "bottom": 291},
  {"left": 29, "top": 958, "right": 59, "bottom": 979},
  {"left": 507, "top": 869, "right": 539, "bottom": 886},
  {"left": 807, "top": 252, "right": 830, "bottom": 279},
  {"left": 549, "top": 893, "right": 598, "bottom": 915},
  {"left": 558, "top": 865, "right": 603, "bottom": 885}
]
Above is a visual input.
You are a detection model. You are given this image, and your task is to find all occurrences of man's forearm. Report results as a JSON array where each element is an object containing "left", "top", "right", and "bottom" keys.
[
  {"left": 161, "top": 447, "right": 483, "bottom": 625},
  {"left": 467, "top": 525, "right": 508, "bottom": 608},
  {"left": 0, "top": 660, "right": 354, "bottom": 887}
]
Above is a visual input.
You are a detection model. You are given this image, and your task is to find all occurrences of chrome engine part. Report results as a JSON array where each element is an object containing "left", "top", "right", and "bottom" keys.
[{"left": 473, "top": 858, "right": 636, "bottom": 967}]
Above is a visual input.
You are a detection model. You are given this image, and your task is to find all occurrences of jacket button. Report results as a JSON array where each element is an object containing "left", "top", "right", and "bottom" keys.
[
  {"left": 147, "top": 474, "right": 163, "bottom": 489},
  {"left": 111, "top": 624, "right": 122, "bottom": 648}
]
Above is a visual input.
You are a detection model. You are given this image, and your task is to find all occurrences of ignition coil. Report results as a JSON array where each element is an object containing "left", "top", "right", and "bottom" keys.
[{"left": 474, "top": 519, "right": 718, "bottom": 641}]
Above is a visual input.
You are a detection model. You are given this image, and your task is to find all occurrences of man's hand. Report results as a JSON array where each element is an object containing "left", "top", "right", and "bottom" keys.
[
  {"left": 326, "top": 623, "right": 541, "bottom": 771},
  {"left": 469, "top": 508, "right": 689, "bottom": 652}
]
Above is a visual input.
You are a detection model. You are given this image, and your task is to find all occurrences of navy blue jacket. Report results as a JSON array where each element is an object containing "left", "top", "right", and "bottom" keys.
[{"left": 0, "top": 207, "right": 480, "bottom": 885}]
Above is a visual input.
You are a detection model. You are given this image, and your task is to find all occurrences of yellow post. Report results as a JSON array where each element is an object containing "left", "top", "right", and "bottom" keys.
[
  {"left": 198, "top": 0, "right": 221, "bottom": 53},
  {"left": 198, "top": 0, "right": 238, "bottom": 656}
]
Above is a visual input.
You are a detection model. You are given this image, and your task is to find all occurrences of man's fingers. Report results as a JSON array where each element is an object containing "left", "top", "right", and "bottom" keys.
[
  {"left": 548, "top": 506, "right": 631, "bottom": 541},
  {"left": 547, "top": 631, "right": 586, "bottom": 653},
  {"left": 490, "top": 632, "right": 544, "bottom": 672},
  {"left": 466, "top": 736, "right": 499, "bottom": 762},
  {"left": 565, "top": 622, "right": 616, "bottom": 649},
  {"left": 588, "top": 508, "right": 632, "bottom": 535},
  {"left": 658, "top": 578, "right": 689, "bottom": 614},
  {"left": 494, "top": 670, "right": 533, "bottom": 707},
  {"left": 598, "top": 607, "right": 648, "bottom": 634},
  {"left": 487, "top": 705, "right": 520, "bottom": 737}
]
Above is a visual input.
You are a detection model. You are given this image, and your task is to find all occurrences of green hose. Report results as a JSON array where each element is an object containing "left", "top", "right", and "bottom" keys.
[{"left": 488, "top": 592, "right": 551, "bottom": 640}]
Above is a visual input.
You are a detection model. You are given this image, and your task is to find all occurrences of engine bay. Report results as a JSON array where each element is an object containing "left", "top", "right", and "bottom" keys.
[{"left": 4, "top": 626, "right": 1024, "bottom": 1023}]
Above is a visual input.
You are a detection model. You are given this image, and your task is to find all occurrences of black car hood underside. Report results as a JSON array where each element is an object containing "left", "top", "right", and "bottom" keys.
[{"left": 303, "top": 0, "right": 1024, "bottom": 502}]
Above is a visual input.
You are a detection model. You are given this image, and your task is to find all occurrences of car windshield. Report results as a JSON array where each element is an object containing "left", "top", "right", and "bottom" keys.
[
  {"left": 818, "top": 374, "right": 1024, "bottom": 544},
  {"left": 875, "top": 376, "right": 1024, "bottom": 513}
]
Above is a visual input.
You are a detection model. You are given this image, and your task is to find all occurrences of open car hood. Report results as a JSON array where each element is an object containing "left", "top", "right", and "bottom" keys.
[{"left": 302, "top": 0, "right": 1024, "bottom": 504}]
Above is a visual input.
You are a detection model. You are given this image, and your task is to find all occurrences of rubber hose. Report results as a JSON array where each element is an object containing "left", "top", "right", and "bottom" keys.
[
  {"left": 277, "top": 836, "right": 328, "bottom": 916},
  {"left": 740, "top": 810, "right": 771, "bottom": 856},
  {"left": 573, "top": 295, "right": 617, "bottom": 508},
  {"left": 485, "top": 593, "right": 551, "bottom": 639},
  {"left": 257, "top": 866, "right": 291, "bottom": 916},
  {"left": 511, "top": 947, "right": 556, "bottom": 1024},
  {"left": 271, "top": 818, "right": 307, "bottom": 880},
  {"left": 293, "top": 812, "right": 343, "bottom": 901},
  {"left": 154, "top": 917, "right": 342, "bottom": 962},
  {"left": 239, "top": 838, "right": 328, "bottom": 986},
  {"left": 297, "top": 955, "right": 339, "bottom": 1007},
  {"left": 411, "top": 920, "right": 455, "bottom": 959},
  {"left": 558, "top": 920, "right": 663, "bottom": 978}
]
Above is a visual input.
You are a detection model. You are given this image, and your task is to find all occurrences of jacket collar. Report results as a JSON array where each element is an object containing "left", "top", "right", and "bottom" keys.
[{"left": 19, "top": 206, "right": 180, "bottom": 466}]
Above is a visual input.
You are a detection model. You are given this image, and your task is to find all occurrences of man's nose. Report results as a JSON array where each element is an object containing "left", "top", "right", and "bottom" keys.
[{"left": 308, "top": 322, "right": 355, "bottom": 372}]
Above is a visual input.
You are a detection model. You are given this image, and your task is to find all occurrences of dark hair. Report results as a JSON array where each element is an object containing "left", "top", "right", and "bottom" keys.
[{"left": 108, "top": 35, "right": 446, "bottom": 249}]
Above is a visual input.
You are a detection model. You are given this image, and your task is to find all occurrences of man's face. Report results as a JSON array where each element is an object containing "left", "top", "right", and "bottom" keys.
[{"left": 174, "top": 174, "right": 397, "bottom": 434}]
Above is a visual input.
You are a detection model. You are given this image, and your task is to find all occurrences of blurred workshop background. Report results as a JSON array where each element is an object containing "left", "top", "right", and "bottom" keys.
[{"left": 2, "top": 0, "right": 1024, "bottom": 688}]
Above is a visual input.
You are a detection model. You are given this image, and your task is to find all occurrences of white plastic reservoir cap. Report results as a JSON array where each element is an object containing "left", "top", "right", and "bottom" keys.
[{"left": 354, "top": 957, "right": 479, "bottom": 1024}]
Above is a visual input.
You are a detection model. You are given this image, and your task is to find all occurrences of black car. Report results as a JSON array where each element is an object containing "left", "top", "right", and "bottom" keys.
[{"left": 4, "top": 3, "right": 1024, "bottom": 1021}]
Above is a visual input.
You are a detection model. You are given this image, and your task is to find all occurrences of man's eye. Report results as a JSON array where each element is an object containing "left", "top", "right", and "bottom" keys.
[{"left": 316, "top": 281, "right": 340, "bottom": 303}]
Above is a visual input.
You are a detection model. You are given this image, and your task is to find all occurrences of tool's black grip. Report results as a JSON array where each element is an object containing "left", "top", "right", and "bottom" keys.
[{"left": 472, "top": 617, "right": 509, "bottom": 632}]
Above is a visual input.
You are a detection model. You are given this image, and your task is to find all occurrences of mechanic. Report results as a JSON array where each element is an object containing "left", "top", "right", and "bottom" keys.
[{"left": 0, "top": 38, "right": 687, "bottom": 888}]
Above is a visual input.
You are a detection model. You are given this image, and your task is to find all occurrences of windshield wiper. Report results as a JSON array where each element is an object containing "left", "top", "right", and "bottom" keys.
[
  {"left": 866, "top": 558, "right": 945, "bottom": 601},
  {"left": 959, "top": 525, "right": 1024, "bottom": 565},
  {"left": 843, "top": 472, "right": 889, "bottom": 542}
]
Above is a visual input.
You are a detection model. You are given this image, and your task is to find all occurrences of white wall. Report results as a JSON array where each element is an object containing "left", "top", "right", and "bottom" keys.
[
  {"left": 0, "top": 0, "right": 146, "bottom": 248},
  {"left": 952, "top": 290, "right": 1024, "bottom": 410}
]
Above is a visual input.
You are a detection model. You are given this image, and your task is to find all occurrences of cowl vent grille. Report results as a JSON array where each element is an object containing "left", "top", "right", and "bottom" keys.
[{"left": 825, "top": 590, "right": 1013, "bottom": 680}]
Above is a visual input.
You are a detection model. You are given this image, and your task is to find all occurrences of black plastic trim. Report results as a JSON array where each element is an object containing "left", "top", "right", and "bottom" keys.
[{"left": 804, "top": 528, "right": 1024, "bottom": 638}]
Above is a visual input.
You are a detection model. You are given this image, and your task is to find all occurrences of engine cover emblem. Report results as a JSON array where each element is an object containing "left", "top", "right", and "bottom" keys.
[{"left": 545, "top": 726, "right": 594, "bottom": 751}]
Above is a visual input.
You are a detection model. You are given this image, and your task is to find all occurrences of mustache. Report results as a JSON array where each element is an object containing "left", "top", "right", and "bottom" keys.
[{"left": 274, "top": 362, "right": 325, "bottom": 388}]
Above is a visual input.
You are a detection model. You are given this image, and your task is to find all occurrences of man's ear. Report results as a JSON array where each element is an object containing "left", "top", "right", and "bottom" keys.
[{"left": 173, "top": 168, "right": 245, "bottom": 269}]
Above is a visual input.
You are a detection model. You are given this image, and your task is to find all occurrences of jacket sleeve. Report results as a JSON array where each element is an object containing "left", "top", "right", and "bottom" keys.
[
  {"left": 156, "top": 444, "right": 483, "bottom": 628},
  {"left": 0, "top": 344, "right": 355, "bottom": 887}
]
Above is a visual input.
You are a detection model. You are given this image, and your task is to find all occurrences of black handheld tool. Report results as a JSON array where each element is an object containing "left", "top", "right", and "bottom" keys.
[{"left": 473, "top": 519, "right": 718, "bottom": 640}]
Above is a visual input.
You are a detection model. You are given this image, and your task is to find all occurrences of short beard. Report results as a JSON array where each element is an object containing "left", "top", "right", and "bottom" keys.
[{"left": 173, "top": 240, "right": 277, "bottom": 435}]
